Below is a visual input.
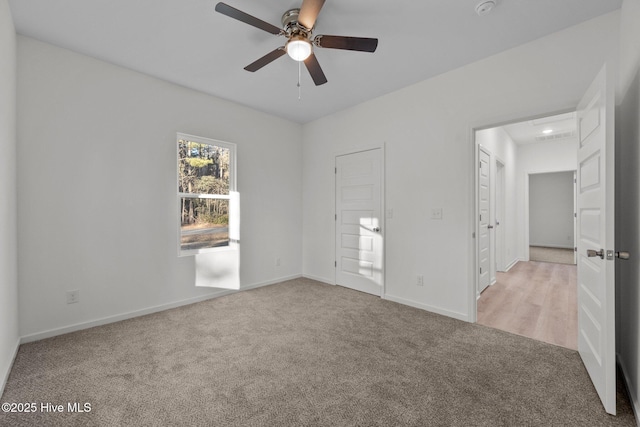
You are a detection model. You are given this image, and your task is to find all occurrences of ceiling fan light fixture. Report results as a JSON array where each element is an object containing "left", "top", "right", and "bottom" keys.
[
  {"left": 215, "top": 1, "right": 377, "bottom": 86},
  {"left": 286, "top": 36, "right": 312, "bottom": 61}
]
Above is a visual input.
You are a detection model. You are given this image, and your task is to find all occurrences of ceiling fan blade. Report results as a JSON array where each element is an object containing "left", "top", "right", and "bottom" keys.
[
  {"left": 244, "top": 47, "right": 286, "bottom": 72},
  {"left": 298, "top": 0, "right": 325, "bottom": 30},
  {"left": 315, "top": 35, "right": 378, "bottom": 52},
  {"left": 215, "top": 2, "right": 282, "bottom": 35},
  {"left": 304, "top": 53, "right": 328, "bottom": 86}
]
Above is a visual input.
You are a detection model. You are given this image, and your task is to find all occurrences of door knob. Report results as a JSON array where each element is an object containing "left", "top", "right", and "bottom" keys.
[
  {"left": 616, "top": 251, "right": 630, "bottom": 260},
  {"left": 587, "top": 249, "right": 604, "bottom": 259},
  {"left": 372, "top": 227, "right": 380, "bottom": 232}
]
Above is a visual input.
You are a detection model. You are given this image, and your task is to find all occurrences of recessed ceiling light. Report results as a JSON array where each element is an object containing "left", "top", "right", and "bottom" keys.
[
  {"left": 476, "top": 1, "right": 497, "bottom": 16},
  {"left": 542, "top": 129, "right": 553, "bottom": 134}
]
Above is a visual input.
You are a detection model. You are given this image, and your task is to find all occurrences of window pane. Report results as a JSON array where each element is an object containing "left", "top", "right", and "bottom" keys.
[
  {"left": 180, "top": 198, "right": 229, "bottom": 251},
  {"left": 178, "top": 139, "right": 230, "bottom": 195}
]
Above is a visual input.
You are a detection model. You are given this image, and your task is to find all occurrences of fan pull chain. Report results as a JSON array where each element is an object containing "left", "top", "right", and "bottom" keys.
[{"left": 297, "top": 60, "right": 302, "bottom": 100}]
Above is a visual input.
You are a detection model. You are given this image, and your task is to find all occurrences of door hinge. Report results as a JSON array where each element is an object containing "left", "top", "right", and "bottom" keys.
[
  {"left": 480, "top": 267, "right": 483, "bottom": 274},
  {"left": 335, "top": 167, "right": 337, "bottom": 174},
  {"left": 335, "top": 261, "right": 337, "bottom": 267},
  {"left": 574, "top": 213, "right": 577, "bottom": 218},
  {"left": 335, "top": 214, "right": 337, "bottom": 220}
]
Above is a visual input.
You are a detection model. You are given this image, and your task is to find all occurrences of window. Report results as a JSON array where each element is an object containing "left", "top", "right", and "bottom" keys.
[{"left": 177, "top": 133, "right": 237, "bottom": 256}]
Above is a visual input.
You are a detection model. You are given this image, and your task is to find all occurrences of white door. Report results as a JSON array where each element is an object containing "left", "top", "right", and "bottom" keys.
[
  {"left": 574, "top": 171, "right": 578, "bottom": 265},
  {"left": 335, "top": 149, "right": 383, "bottom": 296},
  {"left": 576, "top": 65, "right": 616, "bottom": 415},
  {"left": 495, "top": 160, "right": 505, "bottom": 272},
  {"left": 478, "top": 147, "right": 491, "bottom": 294}
]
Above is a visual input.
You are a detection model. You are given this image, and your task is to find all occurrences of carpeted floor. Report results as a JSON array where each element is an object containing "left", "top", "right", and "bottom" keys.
[
  {"left": 530, "top": 246, "right": 576, "bottom": 265},
  {"left": 1, "top": 278, "right": 636, "bottom": 426}
]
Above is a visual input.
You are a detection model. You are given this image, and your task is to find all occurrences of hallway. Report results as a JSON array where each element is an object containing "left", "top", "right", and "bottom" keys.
[{"left": 477, "top": 260, "right": 577, "bottom": 350}]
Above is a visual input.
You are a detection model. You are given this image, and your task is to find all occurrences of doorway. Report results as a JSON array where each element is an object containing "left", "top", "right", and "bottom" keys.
[
  {"left": 528, "top": 171, "right": 577, "bottom": 265},
  {"left": 473, "top": 66, "right": 617, "bottom": 415},
  {"left": 474, "top": 111, "right": 579, "bottom": 350}
]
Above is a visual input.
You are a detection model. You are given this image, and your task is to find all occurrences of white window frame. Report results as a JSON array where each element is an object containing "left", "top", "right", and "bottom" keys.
[{"left": 177, "top": 132, "right": 237, "bottom": 257}]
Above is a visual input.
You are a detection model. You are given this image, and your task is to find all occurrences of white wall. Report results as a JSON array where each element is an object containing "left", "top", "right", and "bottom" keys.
[
  {"left": 616, "top": 0, "right": 640, "bottom": 419},
  {"left": 529, "top": 172, "right": 575, "bottom": 248},
  {"left": 516, "top": 139, "right": 578, "bottom": 259},
  {"left": 302, "top": 12, "right": 619, "bottom": 321},
  {"left": 475, "top": 127, "right": 518, "bottom": 279},
  {"left": 0, "top": 0, "right": 18, "bottom": 395},
  {"left": 16, "top": 37, "right": 303, "bottom": 340}
]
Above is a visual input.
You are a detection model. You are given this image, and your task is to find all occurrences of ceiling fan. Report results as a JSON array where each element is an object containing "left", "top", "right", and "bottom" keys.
[{"left": 215, "top": 0, "right": 378, "bottom": 86}]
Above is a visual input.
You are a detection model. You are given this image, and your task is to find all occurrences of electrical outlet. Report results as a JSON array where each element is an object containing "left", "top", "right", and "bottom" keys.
[
  {"left": 417, "top": 275, "right": 424, "bottom": 286},
  {"left": 386, "top": 208, "right": 394, "bottom": 219},
  {"left": 431, "top": 208, "right": 443, "bottom": 220},
  {"left": 66, "top": 290, "right": 79, "bottom": 304},
  {"left": 275, "top": 257, "right": 281, "bottom": 267}
]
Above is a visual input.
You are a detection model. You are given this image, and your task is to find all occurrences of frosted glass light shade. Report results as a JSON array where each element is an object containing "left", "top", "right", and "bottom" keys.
[{"left": 287, "top": 38, "right": 312, "bottom": 61}]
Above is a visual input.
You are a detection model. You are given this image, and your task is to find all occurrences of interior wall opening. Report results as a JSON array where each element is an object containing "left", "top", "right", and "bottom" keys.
[
  {"left": 474, "top": 111, "right": 578, "bottom": 350},
  {"left": 528, "top": 171, "right": 577, "bottom": 265}
]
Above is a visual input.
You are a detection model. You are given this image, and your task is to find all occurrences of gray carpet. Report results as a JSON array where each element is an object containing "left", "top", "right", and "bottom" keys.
[
  {"left": 1, "top": 278, "right": 636, "bottom": 426},
  {"left": 530, "top": 246, "right": 576, "bottom": 265}
]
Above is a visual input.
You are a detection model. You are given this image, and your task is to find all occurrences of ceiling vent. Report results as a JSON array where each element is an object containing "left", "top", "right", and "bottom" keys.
[{"left": 534, "top": 130, "right": 575, "bottom": 142}]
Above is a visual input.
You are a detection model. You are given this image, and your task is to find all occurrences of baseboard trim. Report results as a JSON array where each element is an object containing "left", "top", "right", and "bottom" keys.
[
  {"left": 243, "top": 274, "right": 303, "bottom": 290},
  {"left": 617, "top": 355, "right": 640, "bottom": 426},
  {"left": 0, "top": 337, "right": 20, "bottom": 398},
  {"left": 504, "top": 258, "right": 520, "bottom": 272},
  {"left": 20, "top": 275, "right": 301, "bottom": 344},
  {"left": 302, "top": 273, "right": 334, "bottom": 286},
  {"left": 530, "top": 244, "right": 574, "bottom": 250},
  {"left": 383, "top": 294, "right": 469, "bottom": 322}
]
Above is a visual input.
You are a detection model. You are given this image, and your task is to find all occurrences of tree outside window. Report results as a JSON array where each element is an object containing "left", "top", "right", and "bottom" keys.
[{"left": 177, "top": 134, "right": 236, "bottom": 255}]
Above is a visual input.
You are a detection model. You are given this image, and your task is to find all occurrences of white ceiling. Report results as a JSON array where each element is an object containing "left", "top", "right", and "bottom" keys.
[
  {"left": 8, "top": 0, "right": 622, "bottom": 124},
  {"left": 502, "top": 112, "right": 578, "bottom": 145}
]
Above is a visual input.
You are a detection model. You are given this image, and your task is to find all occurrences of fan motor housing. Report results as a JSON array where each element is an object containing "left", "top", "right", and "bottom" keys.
[{"left": 281, "top": 9, "right": 301, "bottom": 28}]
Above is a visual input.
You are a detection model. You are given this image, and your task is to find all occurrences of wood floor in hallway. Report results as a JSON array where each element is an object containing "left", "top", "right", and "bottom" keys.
[{"left": 477, "top": 260, "right": 577, "bottom": 350}]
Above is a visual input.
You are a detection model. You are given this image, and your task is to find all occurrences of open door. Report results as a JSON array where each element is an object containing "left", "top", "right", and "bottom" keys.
[
  {"left": 478, "top": 146, "right": 492, "bottom": 294},
  {"left": 576, "top": 64, "right": 616, "bottom": 415}
]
